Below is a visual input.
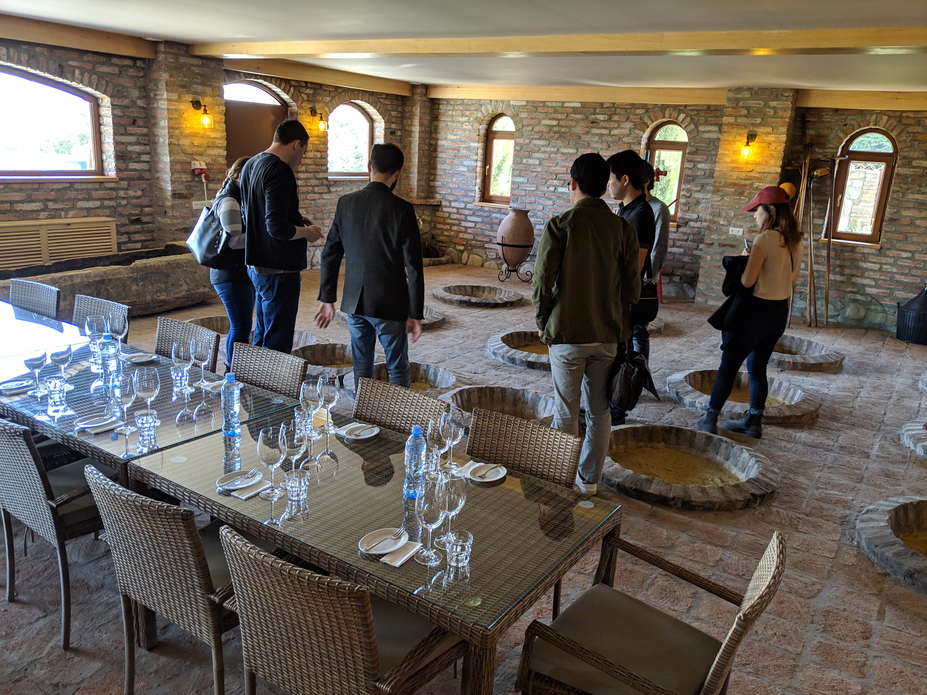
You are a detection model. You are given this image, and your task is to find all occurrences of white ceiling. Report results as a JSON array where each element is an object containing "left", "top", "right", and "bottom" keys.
[{"left": 3, "top": 0, "right": 927, "bottom": 89}]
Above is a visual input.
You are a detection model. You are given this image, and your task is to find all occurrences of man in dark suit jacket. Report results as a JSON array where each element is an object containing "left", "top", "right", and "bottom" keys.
[{"left": 315, "top": 144, "right": 424, "bottom": 389}]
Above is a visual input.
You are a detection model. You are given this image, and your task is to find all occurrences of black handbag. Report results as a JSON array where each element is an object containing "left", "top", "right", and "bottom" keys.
[
  {"left": 186, "top": 204, "right": 238, "bottom": 269},
  {"left": 609, "top": 351, "right": 660, "bottom": 412},
  {"left": 629, "top": 279, "right": 659, "bottom": 325}
]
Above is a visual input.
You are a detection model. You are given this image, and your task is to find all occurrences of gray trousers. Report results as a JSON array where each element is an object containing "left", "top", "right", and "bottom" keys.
[{"left": 548, "top": 343, "right": 617, "bottom": 484}]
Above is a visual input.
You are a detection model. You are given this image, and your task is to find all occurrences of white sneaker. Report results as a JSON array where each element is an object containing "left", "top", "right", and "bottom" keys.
[{"left": 574, "top": 471, "right": 597, "bottom": 495}]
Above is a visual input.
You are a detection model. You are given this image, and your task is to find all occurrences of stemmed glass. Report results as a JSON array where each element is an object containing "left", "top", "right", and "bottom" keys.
[
  {"left": 298, "top": 380, "right": 323, "bottom": 471},
  {"left": 317, "top": 376, "right": 339, "bottom": 434},
  {"left": 113, "top": 371, "right": 138, "bottom": 445},
  {"left": 24, "top": 351, "right": 48, "bottom": 397},
  {"left": 280, "top": 420, "right": 307, "bottom": 472},
  {"left": 192, "top": 338, "right": 211, "bottom": 388},
  {"left": 426, "top": 417, "right": 447, "bottom": 471},
  {"left": 435, "top": 469, "right": 467, "bottom": 550},
  {"left": 258, "top": 425, "right": 286, "bottom": 508},
  {"left": 49, "top": 345, "right": 74, "bottom": 391},
  {"left": 84, "top": 315, "right": 108, "bottom": 373},
  {"left": 133, "top": 367, "right": 160, "bottom": 416},
  {"left": 109, "top": 312, "right": 129, "bottom": 357},
  {"left": 171, "top": 340, "right": 196, "bottom": 394},
  {"left": 415, "top": 472, "right": 446, "bottom": 567},
  {"left": 442, "top": 411, "right": 464, "bottom": 470}
]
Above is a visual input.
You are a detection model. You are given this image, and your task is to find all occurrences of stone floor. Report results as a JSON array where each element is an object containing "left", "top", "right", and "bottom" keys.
[{"left": 3, "top": 262, "right": 927, "bottom": 694}]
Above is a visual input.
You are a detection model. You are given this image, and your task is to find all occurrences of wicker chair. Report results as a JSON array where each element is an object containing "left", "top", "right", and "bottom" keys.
[
  {"left": 9, "top": 278, "right": 60, "bottom": 319},
  {"left": 84, "top": 466, "right": 238, "bottom": 695},
  {"left": 219, "top": 526, "right": 468, "bottom": 695},
  {"left": 0, "top": 419, "right": 115, "bottom": 649},
  {"left": 353, "top": 377, "right": 449, "bottom": 436},
  {"left": 516, "top": 525, "right": 787, "bottom": 695},
  {"left": 71, "top": 294, "right": 130, "bottom": 334},
  {"left": 230, "top": 343, "right": 308, "bottom": 400},
  {"left": 155, "top": 316, "right": 221, "bottom": 374}
]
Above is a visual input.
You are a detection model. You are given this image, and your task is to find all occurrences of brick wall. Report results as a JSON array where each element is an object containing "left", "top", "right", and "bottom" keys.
[
  {"left": 430, "top": 99, "right": 724, "bottom": 293},
  {"left": 0, "top": 39, "right": 156, "bottom": 250}
]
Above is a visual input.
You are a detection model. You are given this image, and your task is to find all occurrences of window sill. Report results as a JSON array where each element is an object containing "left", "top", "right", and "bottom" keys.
[
  {"left": 0, "top": 175, "right": 117, "bottom": 183},
  {"left": 327, "top": 174, "right": 369, "bottom": 181},
  {"left": 473, "top": 201, "right": 510, "bottom": 209},
  {"left": 816, "top": 237, "right": 882, "bottom": 249}
]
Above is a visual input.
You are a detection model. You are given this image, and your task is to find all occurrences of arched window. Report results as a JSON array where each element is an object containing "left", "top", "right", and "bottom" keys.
[
  {"left": 831, "top": 129, "right": 897, "bottom": 245},
  {"left": 645, "top": 122, "right": 688, "bottom": 222},
  {"left": 482, "top": 115, "right": 515, "bottom": 204},
  {"left": 327, "top": 103, "right": 373, "bottom": 178},
  {"left": 223, "top": 81, "right": 288, "bottom": 169},
  {"left": 0, "top": 66, "right": 102, "bottom": 177}
]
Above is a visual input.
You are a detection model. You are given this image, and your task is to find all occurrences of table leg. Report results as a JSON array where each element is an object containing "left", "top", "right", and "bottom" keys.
[
  {"left": 461, "top": 641, "right": 496, "bottom": 695},
  {"left": 133, "top": 600, "right": 158, "bottom": 650},
  {"left": 593, "top": 527, "right": 619, "bottom": 588}
]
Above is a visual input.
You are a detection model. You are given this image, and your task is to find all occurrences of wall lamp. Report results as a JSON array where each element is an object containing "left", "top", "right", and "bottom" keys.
[
  {"left": 310, "top": 107, "right": 327, "bottom": 131},
  {"left": 190, "top": 98, "right": 213, "bottom": 128},
  {"left": 742, "top": 131, "right": 757, "bottom": 159}
]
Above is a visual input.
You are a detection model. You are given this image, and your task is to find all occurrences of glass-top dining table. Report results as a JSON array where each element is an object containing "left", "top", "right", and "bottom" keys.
[
  {"left": 130, "top": 411, "right": 622, "bottom": 694},
  {"left": 0, "top": 301, "right": 90, "bottom": 383}
]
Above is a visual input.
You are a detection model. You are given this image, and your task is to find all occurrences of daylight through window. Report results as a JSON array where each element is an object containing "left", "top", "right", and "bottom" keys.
[
  {"left": 646, "top": 122, "right": 688, "bottom": 222},
  {"left": 483, "top": 115, "right": 515, "bottom": 204},
  {"left": 328, "top": 103, "right": 373, "bottom": 177},
  {"left": 832, "top": 129, "right": 897, "bottom": 245}
]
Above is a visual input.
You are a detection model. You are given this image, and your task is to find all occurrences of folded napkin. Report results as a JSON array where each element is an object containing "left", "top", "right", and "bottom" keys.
[
  {"left": 383, "top": 540, "right": 422, "bottom": 567},
  {"left": 458, "top": 460, "right": 482, "bottom": 477},
  {"left": 232, "top": 480, "right": 271, "bottom": 500}
]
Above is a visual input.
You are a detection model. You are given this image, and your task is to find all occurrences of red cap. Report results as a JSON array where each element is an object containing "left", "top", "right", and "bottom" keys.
[{"left": 744, "top": 185, "right": 791, "bottom": 211}]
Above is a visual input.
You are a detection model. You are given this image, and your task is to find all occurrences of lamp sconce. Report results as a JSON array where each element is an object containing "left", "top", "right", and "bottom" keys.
[
  {"left": 190, "top": 98, "right": 213, "bottom": 128},
  {"left": 310, "top": 107, "right": 327, "bottom": 131},
  {"left": 742, "top": 131, "right": 757, "bottom": 159}
]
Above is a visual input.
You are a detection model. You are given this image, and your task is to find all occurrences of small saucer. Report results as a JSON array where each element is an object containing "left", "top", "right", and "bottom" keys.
[
  {"left": 343, "top": 423, "right": 380, "bottom": 441},
  {"left": 0, "top": 380, "right": 33, "bottom": 396},
  {"left": 358, "top": 528, "right": 408, "bottom": 555},
  {"left": 216, "top": 470, "right": 263, "bottom": 490},
  {"left": 468, "top": 463, "right": 507, "bottom": 483},
  {"left": 125, "top": 354, "right": 159, "bottom": 365}
]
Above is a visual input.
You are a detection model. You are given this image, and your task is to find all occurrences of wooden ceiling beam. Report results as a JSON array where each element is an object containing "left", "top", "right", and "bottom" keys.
[
  {"left": 0, "top": 13, "right": 156, "bottom": 59},
  {"left": 192, "top": 26, "right": 927, "bottom": 59},
  {"left": 224, "top": 59, "right": 412, "bottom": 97},
  {"left": 426, "top": 85, "right": 729, "bottom": 105},
  {"left": 796, "top": 90, "right": 927, "bottom": 110}
]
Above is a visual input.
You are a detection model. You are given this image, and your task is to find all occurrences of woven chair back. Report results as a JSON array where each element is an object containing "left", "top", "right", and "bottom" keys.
[
  {"left": 71, "top": 294, "right": 130, "bottom": 334},
  {"left": 220, "top": 526, "right": 382, "bottom": 695},
  {"left": 155, "top": 316, "right": 221, "bottom": 374},
  {"left": 700, "top": 532, "right": 786, "bottom": 695},
  {"left": 466, "top": 408, "right": 581, "bottom": 488},
  {"left": 0, "top": 420, "right": 59, "bottom": 545},
  {"left": 84, "top": 466, "right": 223, "bottom": 646},
  {"left": 230, "top": 343, "right": 308, "bottom": 400},
  {"left": 353, "top": 378, "right": 449, "bottom": 436},
  {"left": 10, "top": 278, "right": 60, "bottom": 319}
]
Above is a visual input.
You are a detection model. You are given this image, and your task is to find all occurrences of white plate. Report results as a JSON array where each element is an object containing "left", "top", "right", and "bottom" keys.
[
  {"left": 0, "top": 380, "right": 33, "bottom": 395},
  {"left": 468, "top": 464, "right": 507, "bottom": 482},
  {"left": 125, "top": 353, "right": 159, "bottom": 365},
  {"left": 74, "top": 415, "right": 118, "bottom": 429},
  {"left": 204, "top": 380, "right": 224, "bottom": 392},
  {"left": 358, "top": 527, "right": 408, "bottom": 555},
  {"left": 216, "top": 470, "right": 263, "bottom": 490},
  {"left": 343, "top": 423, "right": 380, "bottom": 441}
]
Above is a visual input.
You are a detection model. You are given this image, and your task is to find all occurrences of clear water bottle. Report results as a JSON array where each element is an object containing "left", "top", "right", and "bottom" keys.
[
  {"left": 220, "top": 373, "right": 241, "bottom": 436},
  {"left": 99, "top": 333, "right": 118, "bottom": 376},
  {"left": 223, "top": 433, "right": 242, "bottom": 474},
  {"left": 403, "top": 424, "right": 427, "bottom": 499}
]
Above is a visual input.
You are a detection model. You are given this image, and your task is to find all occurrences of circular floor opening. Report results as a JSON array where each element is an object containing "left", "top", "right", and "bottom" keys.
[
  {"left": 770, "top": 334, "right": 845, "bottom": 372},
  {"left": 601, "top": 425, "right": 778, "bottom": 511},
  {"left": 292, "top": 343, "right": 354, "bottom": 384},
  {"left": 432, "top": 285, "right": 523, "bottom": 308},
  {"left": 485, "top": 331, "right": 551, "bottom": 371},
  {"left": 345, "top": 362, "right": 458, "bottom": 396},
  {"left": 857, "top": 497, "right": 927, "bottom": 596},
  {"left": 666, "top": 369, "right": 821, "bottom": 425},
  {"left": 336, "top": 305, "right": 447, "bottom": 331},
  {"left": 442, "top": 385, "right": 555, "bottom": 431},
  {"left": 901, "top": 420, "right": 927, "bottom": 458}
]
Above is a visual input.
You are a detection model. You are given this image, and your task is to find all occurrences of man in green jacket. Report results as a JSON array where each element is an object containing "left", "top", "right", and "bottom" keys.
[{"left": 533, "top": 153, "right": 640, "bottom": 494}]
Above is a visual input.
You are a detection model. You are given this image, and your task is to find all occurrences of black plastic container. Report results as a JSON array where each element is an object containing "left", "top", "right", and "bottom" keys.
[{"left": 896, "top": 283, "right": 927, "bottom": 345}]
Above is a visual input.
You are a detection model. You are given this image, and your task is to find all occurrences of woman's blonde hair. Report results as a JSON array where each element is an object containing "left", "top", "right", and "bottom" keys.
[{"left": 223, "top": 157, "right": 250, "bottom": 187}]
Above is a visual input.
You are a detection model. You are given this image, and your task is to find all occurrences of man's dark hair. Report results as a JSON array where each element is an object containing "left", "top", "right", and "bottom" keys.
[
  {"left": 273, "top": 119, "right": 309, "bottom": 146},
  {"left": 370, "top": 143, "right": 404, "bottom": 175},
  {"left": 641, "top": 160, "right": 655, "bottom": 192},
  {"left": 607, "top": 150, "right": 645, "bottom": 191},
  {"left": 569, "top": 153, "right": 609, "bottom": 197}
]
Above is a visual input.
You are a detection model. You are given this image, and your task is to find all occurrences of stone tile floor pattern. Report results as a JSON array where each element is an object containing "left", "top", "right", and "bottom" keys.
[{"left": 3, "top": 262, "right": 927, "bottom": 694}]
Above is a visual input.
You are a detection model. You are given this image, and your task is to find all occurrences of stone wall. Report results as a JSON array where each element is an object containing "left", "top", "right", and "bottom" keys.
[{"left": 430, "top": 99, "right": 724, "bottom": 293}]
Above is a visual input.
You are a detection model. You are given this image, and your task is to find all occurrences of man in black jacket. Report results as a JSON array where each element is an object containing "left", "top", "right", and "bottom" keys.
[
  {"left": 240, "top": 120, "right": 323, "bottom": 353},
  {"left": 315, "top": 144, "right": 424, "bottom": 389}
]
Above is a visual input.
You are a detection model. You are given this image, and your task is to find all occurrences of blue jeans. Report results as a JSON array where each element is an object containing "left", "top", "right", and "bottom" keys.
[
  {"left": 247, "top": 269, "right": 300, "bottom": 354},
  {"left": 631, "top": 322, "right": 650, "bottom": 362},
  {"left": 213, "top": 280, "right": 254, "bottom": 370},
  {"left": 346, "top": 314, "right": 411, "bottom": 389}
]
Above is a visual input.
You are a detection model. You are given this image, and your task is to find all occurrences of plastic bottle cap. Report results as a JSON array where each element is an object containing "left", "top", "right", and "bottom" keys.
[
  {"left": 225, "top": 373, "right": 234, "bottom": 381},
  {"left": 411, "top": 425, "right": 423, "bottom": 435}
]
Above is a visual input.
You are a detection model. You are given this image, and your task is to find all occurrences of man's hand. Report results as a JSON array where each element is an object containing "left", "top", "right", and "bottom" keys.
[
  {"left": 302, "top": 216, "right": 314, "bottom": 226},
  {"left": 406, "top": 319, "right": 423, "bottom": 344},
  {"left": 295, "top": 225, "right": 324, "bottom": 243},
  {"left": 315, "top": 302, "right": 336, "bottom": 329}
]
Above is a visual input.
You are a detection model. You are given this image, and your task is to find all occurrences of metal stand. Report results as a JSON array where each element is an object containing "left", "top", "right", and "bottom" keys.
[{"left": 496, "top": 241, "right": 534, "bottom": 282}]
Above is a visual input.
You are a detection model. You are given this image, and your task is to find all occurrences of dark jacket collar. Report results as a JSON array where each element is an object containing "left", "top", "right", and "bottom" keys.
[{"left": 365, "top": 181, "right": 391, "bottom": 193}]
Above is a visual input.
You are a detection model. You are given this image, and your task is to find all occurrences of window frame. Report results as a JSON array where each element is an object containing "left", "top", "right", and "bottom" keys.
[
  {"left": 0, "top": 65, "right": 103, "bottom": 178},
  {"left": 645, "top": 122, "right": 689, "bottom": 224},
  {"left": 830, "top": 128, "right": 897, "bottom": 245},
  {"left": 327, "top": 102, "right": 374, "bottom": 180},
  {"left": 223, "top": 80, "right": 286, "bottom": 106},
  {"left": 482, "top": 115, "right": 515, "bottom": 205}
]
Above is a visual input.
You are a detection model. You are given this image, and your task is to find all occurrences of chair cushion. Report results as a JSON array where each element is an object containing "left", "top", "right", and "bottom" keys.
[
  {"left": 199, "top": 521, "right": 276, "bottom": 592},
  {"left": 47, "top": 460, "right": 117, "bottom": 529},
  {"left": 531, "top": 584, "right": 722, "bottom": 695},
  {"left": 369, "top": 594, "right": 463, "bottom": 678}
]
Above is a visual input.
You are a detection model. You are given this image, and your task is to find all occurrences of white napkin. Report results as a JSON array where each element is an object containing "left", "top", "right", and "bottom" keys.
[
  {"left": 87, "top": 420, "right": 124, "bottom": 435},
  {"left": 232, "top": 480, "right": 271, "bottom": 500},
  {"left": 383, "top": 540, "right": 422, "bottom": 567},
  {"left": 458, "top": 460, "right": 482, "bottom": 477}
]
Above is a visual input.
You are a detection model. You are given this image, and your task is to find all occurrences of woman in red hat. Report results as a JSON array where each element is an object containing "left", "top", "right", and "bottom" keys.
[{"left": 697, "top": 185, "right": 803, "bottom": 438}]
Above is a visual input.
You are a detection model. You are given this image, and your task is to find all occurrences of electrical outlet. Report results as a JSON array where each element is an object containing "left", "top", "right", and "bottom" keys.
[{"left": 728, "top": 227, "right": 744, "bottom": 237}]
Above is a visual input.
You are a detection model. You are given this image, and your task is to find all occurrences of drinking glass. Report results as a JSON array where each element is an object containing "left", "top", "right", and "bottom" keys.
[
  {"left": 134, "top": 411, "right": 159, "bottom": 455},
  {"left": 443, "top": 411, "right": 465, "bottom": 470},
  {"left": 295, "top": 407, "right": 319, "bottom": 471},
  {"left": 415, "top": 473, "right": 446, "bottom": 567},
  {"left": 84, "top": 315, "right": 108, "bottom": 373},
  {"left": 24, "top": 351, "right": 48, "bottom": 397},
  {"left": 133, "top": 367, "right": 160, "bottom": 415},
  {"left": 280, "top": 420, "right": 307, "bottom": 472},
  {"left": 282, "top": 468, "right": 310, "bottom": 522},
  {"left": 426, "top": 417, "right": 446, "bottom": 467},
  {"left": 109, "top": 311, "right": 129, "bottom": 357},
  {"left": 45, "top": 377, "right": 75, "bottom": 420},
  {"left": 258, "top": 425, "right": 286, "bottom": 506},
  {"left": 435, "top": 469, "right": 467, "bottom": 549},
  {"left": 114, "top": 371, "right": 138, "bottom": 436},
  {"left": 49, "top": 345, "right": 74, "bottom": 391},
  {"left": 171, "top": 340, "right": 196, "bottom": 394},
  {"left": 317, "top": 376, "right": 339, "bottom": 434},
  {"left": 192, "top": 338, "right": 211, "bottom": 388},
  {"left": 299, "top": 379, "right": 323, "bottom": 442}
]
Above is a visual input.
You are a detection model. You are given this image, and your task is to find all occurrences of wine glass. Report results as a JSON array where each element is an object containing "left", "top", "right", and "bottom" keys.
[
  {"left": 24, "top": 351, "right": 48, "bottom": 397},
  {"left": 133, "top": 367, "right": 160, "bottom": 415},
  {"left": 192, "top": 338, "right": 211, "bottom": 388},
  {"left": 280, "top": 420, "right": 307, "bottom": 472},
  {"left": 109, "top": 311, "right": 129, "bottom": 357},
  {"left": 415, "top": 473, "right": 446, "bottom": 567},
  {"left": 443, "top": 411, "right": 465, "bottom": 470},
  {"left": 171, "top": 340, "right": 196, "bottom": 394},
  {"left": 299, "top": 379, "right": 323, "bottom": 442},
  {"left": 258, "top": 425, "right": 286, "bottom": 507},
  {"left": 426, "top": 417, "right": 447, "bottom": 470},
  {"left": 435, "top": 469, "right": 467, "bottom": 550},
  {"left": 49, "top": 345, "right": 75, "bottom": 391},
  {"left": 84, "top": 315, "right": 108, "bottom": 373},
  {"left": 113, "top": 371, "right": 137, "bottom": 438},
  {"left": 317, "top": 376, "right": 339, "bottom": 434}
]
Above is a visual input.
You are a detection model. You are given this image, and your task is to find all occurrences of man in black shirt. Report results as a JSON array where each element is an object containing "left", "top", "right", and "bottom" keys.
[{"left": 240, "top": 120, "right": 323, "bottom": 353}]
